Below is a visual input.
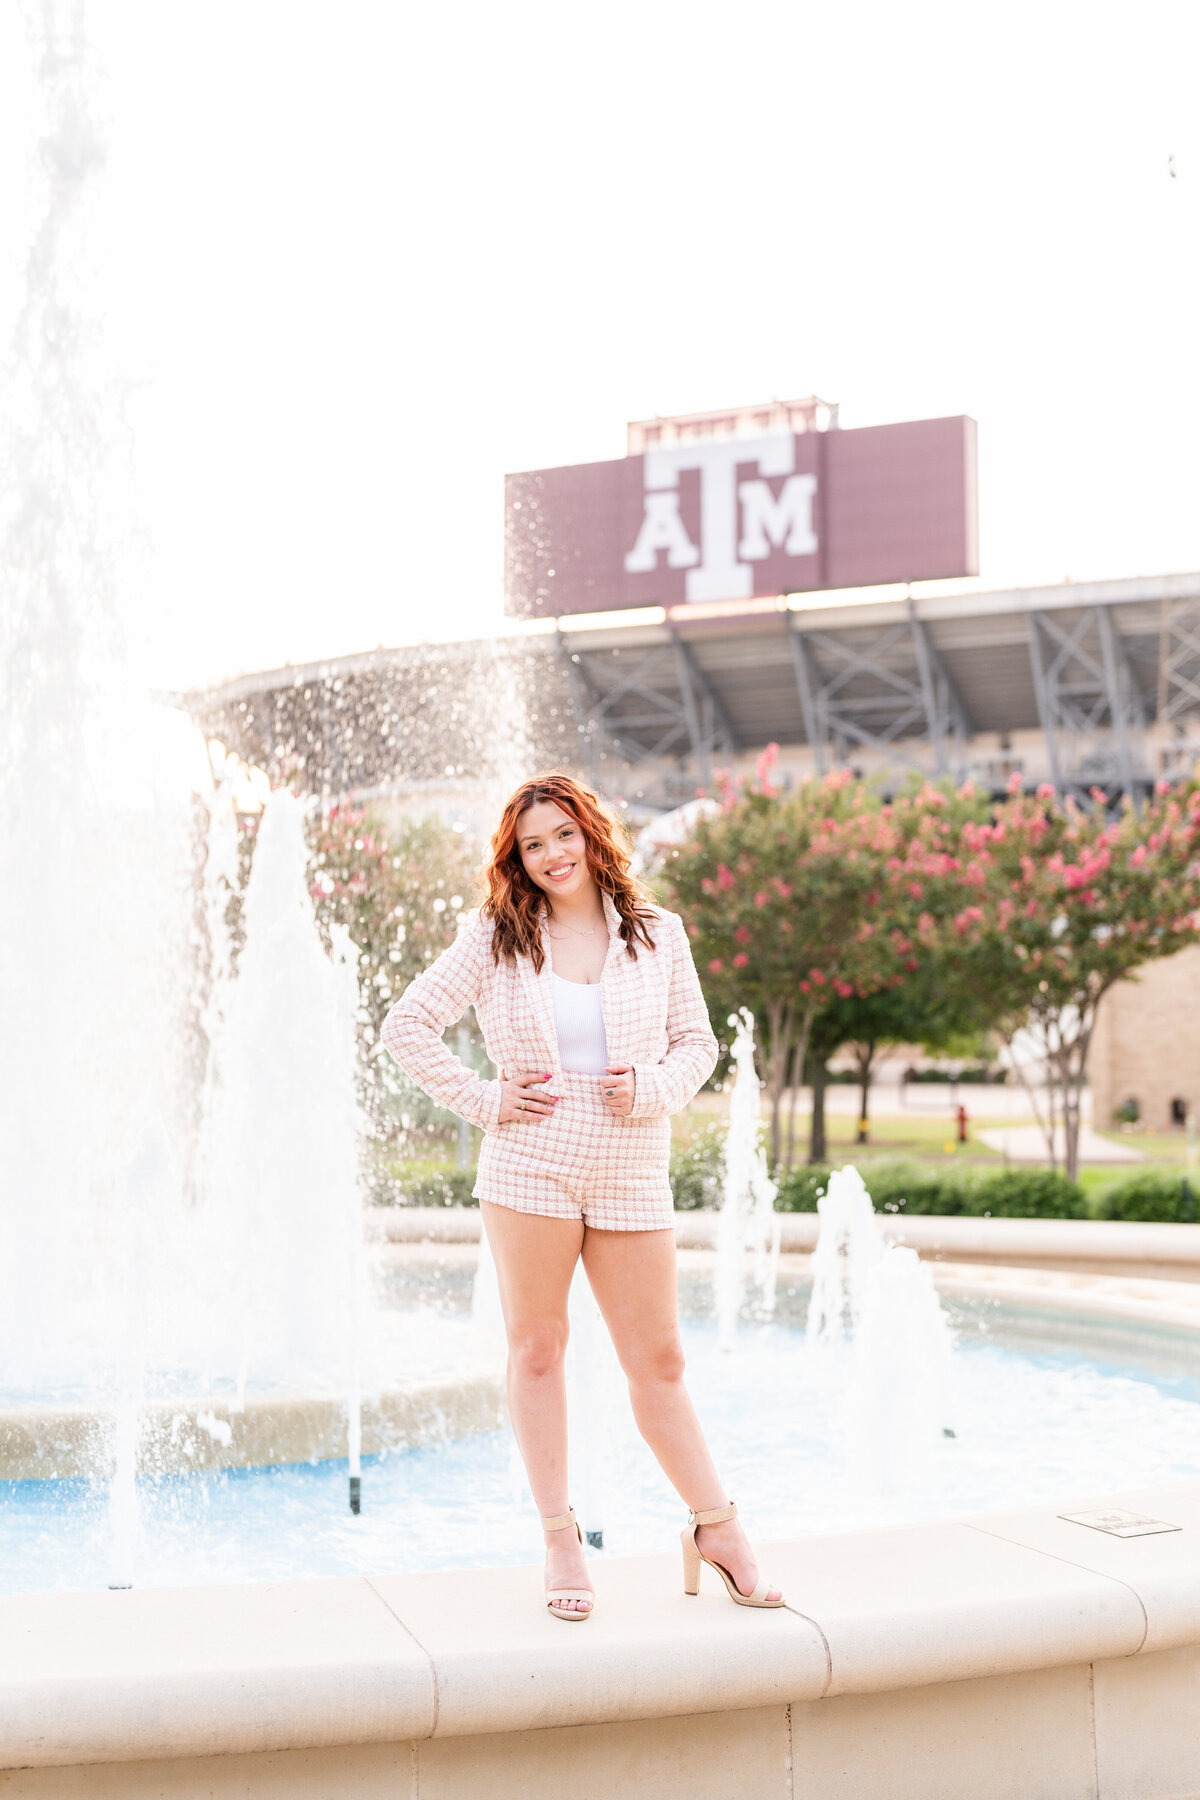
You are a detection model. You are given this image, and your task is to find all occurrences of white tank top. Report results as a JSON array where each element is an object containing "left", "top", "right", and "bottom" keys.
[{"left": 551, "top": 973, "right": 609, "bottom": 1075}]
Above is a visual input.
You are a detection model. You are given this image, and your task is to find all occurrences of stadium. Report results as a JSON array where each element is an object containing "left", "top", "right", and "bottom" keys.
[{"left": 191, "top": 401, "right": 1200, "bottom": 822}]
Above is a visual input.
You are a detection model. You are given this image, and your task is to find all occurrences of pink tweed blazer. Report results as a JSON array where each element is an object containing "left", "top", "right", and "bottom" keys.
[{"left": 379, "top": 892, "right": 717, "bottom": 1130}]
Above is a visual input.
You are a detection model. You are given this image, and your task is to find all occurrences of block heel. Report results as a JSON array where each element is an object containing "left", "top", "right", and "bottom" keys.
[{"left": 681, "top": 1500, "right": 784, "bottom": 1608}]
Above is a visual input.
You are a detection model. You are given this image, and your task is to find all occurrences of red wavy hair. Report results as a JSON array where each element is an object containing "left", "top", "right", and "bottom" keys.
[{"left": 482, "top": 771, "right": 658, "bottom": 969}]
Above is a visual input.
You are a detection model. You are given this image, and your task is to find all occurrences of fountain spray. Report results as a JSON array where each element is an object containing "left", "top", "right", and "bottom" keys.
[
  {"left": 715, "top": 1009, "right": 781, "bottom": 1349},
  {"left": 806, "top": 1166, "right": 956, "bottom": 1491},
  {"left": 330, "top": 923, "right": 365, "bottom": 1514}
]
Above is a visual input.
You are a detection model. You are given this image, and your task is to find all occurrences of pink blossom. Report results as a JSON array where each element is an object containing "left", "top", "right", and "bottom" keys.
[
  {"left": 1130, "top": 845, "right": 1148, "bottom": 867},
  {"left": 1007, "top": 770, "right": 1023, "bottom": 795},
  {"left": 708, "top": 958, "right": 724, "bottom": 973},
  {"left": 1036, "top": 782, "right": 1056, "bottom": 801},
  {"left": 733, "top": 952, "right": 749, "bottom": 968},
  {"left": 809, "top": 968, "right": 826, "bottom": 985},
  {"left": 734, "top": 924, "right": 751, "bottom": 944},
  {"left": 716, "top": 863, "right": 735, "bottom": 891},
  {"left": 755, "top": 742, "right": 780, "bottom": 796},
  {"left": 754, "top": 890, "right": 769, "bottom": 909}
]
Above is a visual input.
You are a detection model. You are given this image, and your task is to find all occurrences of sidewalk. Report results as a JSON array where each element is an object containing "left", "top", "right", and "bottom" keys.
[{"left": 976, "top": 1124, "right": 1145, "bottom": 1165}]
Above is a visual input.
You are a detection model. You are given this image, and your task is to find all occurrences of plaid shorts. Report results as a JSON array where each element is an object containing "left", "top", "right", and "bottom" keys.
[{"left": 473, "top": 1071, "right": 675, "bottom": 1231}]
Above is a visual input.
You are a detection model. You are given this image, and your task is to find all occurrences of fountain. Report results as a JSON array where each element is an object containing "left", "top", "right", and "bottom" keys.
[
  {"left": 0, "top": 3, "right": 505, "bottom": 1576},
  {"left": 806, "top": 1165, "right": 956, "bottom": 1491},
  {"left": 712, "top": 1009, "right": 781, "bottom": 1348}
]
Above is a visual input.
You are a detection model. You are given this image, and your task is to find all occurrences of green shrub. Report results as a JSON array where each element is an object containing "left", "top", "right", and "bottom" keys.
[
  {"left": 864, "top": 1162, "right": 969, "bottom": 1215},
  {"left": 905, "top": 1067, "right": 1007, "bottom": 1085},
  {"left": 772, "top": 1161, "right": 968, "bottom": 1215},
  {"left": 771, "top": 1160, "right": 1086, "bottom": 1219},
  {"left": 670, "top": 1127, "right": 726, "bottom": 1210},
  {"left": 372, "top": 1165, "right": 478, "bottom": 1207},
  {"left": 965, "top": 1169, "right": 1086, "bottom": 1219},
  {"left": 772, "top": 1165, "right": 832, "bottom": 1212},
  {"left": 1099, "top": 1171, "right": 1197, "bottom": 1223}
]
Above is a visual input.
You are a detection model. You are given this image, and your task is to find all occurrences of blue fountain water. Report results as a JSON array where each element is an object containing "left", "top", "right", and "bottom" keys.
[{"left": 5, "top": 1314, "right": 1200, "bottom": 1596}]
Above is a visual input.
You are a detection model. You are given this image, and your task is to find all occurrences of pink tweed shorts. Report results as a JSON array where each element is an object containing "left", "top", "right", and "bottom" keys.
[{"left": 473, "top": 1070, "right": 675, "bottom": 1231}]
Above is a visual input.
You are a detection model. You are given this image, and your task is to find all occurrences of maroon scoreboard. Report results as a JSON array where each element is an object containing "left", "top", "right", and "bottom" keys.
[{"left": 504, "top": 411, "right": 978, "bottom": 618}]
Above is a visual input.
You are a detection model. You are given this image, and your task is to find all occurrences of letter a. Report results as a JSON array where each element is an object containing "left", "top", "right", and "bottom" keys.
[{"left": 624, "top": 491, "right": 700, "bottom": 574}]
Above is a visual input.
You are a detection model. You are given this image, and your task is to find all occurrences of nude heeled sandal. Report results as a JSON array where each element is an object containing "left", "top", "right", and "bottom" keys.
[
  {"left": 541, "top": 1507, "right": 594, "bottom": 1622},
  {"left": 682, "top": 1501, "right": 784, "bottom": 1608}
]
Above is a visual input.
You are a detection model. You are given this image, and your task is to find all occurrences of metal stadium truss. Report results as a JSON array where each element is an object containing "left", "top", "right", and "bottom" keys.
[{"left": 192, "top": 573, "right": 1200, "bottom": 811}]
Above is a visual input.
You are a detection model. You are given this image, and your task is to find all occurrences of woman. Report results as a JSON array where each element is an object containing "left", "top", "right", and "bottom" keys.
[{"left": 380, "top": 771, "right": 782, "bottom": 1621}]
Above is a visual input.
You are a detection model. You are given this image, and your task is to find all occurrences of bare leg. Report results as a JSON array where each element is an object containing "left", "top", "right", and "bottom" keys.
[
  {"left": 581, "top": 1226, "right": 781, "bottom": 1602},
  {"left": 480, "top": 1201, "right": 591, "bottom": 1614}
]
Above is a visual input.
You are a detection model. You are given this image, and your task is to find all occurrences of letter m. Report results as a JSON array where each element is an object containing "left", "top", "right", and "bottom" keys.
[{"left": 738, "top": 474, "right": 818, "bottom": 560}]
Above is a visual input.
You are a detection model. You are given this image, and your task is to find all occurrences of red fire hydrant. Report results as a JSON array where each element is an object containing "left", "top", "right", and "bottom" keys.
[{"left": 956, "top": 1102, "right": 969, "bottom": 1144}]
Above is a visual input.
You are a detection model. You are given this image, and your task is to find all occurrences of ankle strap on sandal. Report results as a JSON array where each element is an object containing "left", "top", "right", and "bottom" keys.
[
  {"left": 540, "top": 1508, "right": 577, "bottom": 1532},
  {"left": 689, "top": 1501, "right": 737, "bottom": 1526}
]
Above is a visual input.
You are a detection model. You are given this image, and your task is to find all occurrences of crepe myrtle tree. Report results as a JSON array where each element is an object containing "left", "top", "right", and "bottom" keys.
[
  {"left": 937, "top": 775, "right": 1200, "bottom": 1181},
  {"left": 784, "top": 777, "right": 997, "bottom": 1165},
  {"left": 659, "top": 748, "right": 950, "bottom": 1166},
  {"left": 802, "top": 967, "right": 993, "bottom": 1165},
  {"left": 307, "top": 805, "right": 482, "bottom": 1130}
]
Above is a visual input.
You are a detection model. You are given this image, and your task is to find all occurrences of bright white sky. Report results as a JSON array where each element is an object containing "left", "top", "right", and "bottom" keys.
[{"left": 2, "top": 0, "right": 1198, "bottom": 691}]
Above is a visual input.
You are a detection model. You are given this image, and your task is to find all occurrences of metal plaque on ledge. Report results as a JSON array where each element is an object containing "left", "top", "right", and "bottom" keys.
[{"left": 1059, "top": 1509, "right": 1182, "bottom": 1539}]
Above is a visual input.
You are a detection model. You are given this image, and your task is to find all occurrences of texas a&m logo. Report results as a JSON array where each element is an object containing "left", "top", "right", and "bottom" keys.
[{"left": 624, "top": 434, "right": 817, "bottom": 603}]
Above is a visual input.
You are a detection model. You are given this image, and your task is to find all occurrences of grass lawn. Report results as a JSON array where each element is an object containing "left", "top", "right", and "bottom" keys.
[
  {"left": 1089, "top": 1127, "right": 1190, "bottom": 1165},
  {"left": 815, "top": 1112, "right": 1005, "bottom": 1163}
]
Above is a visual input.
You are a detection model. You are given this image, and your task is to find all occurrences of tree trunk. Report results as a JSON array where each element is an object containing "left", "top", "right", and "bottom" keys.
[
  {"left": 763, "top": 997, "right": 793, "bottom": 1171},
  {"left": 809, "top": 1060, "right": 829, "bottom": 1164},
  {"left": 783, "top": 1000, "right": 817, "bottom": 1172},
  {"left": 784, "top": 1036, "right": 801, "bottom": 1171},
  {"left": 853, "top": 1039, "right": 876, "bottom": 1144},
  {"left": 1003, "top": 1027, "right": 1059, "bottom": 1172},
  {"left": 1060, "top": 1016, "right": 1094, "bottom": 1184}
]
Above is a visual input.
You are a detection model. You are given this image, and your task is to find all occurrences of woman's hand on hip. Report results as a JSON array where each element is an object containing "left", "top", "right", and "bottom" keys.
[
  {"left": 601, "top": 1064, "right": 635, "bottom": 1117},
  {"left": 497, "top": 1070, "right": 558, "bottom": 1123}
]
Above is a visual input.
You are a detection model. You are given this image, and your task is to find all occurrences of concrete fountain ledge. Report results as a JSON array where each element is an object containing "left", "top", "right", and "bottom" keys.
[
  {"left": 0, "top": 1372, "right": 505, "bottom": 1483},
  {"left": 4, "top": 1479, "right": 1200, "bottom": 1799},
  {"left": 376, "top": 1202, "right": 1200, "bottom": 1280}
]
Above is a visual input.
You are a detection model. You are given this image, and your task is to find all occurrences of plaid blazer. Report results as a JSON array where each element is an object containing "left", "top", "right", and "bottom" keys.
[{"left": 379, "top": 892, "right": 717, "bottom": 1131}]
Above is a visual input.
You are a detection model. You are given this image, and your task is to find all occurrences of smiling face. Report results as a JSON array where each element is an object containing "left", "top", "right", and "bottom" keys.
[{"left": 516, "top": 800, "right": 596, "bottom": 906}]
